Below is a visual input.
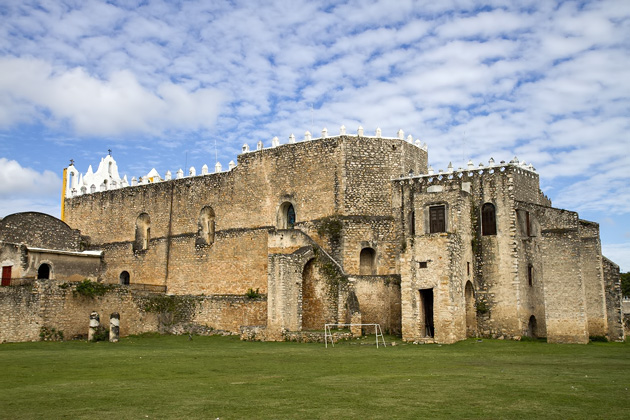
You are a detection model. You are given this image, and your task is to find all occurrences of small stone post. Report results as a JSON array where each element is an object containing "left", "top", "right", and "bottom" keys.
[
  {"left": 88, "top": 311, "right": 100, "bottom": 341},
  {"left": 109, "top": 312, "right": 120, "bottom": 343}
]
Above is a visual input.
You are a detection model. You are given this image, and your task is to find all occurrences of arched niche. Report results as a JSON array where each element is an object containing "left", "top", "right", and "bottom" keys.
[
  {"left": 134, "top": 213, "right": 151, "bottom": 252},
  {"left": 196, "top": 206, "right": 216, "bottom": 246}
]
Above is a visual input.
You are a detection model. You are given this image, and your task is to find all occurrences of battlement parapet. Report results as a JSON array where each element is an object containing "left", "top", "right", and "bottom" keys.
[
  {"left": 239, "top": 125, "right": 428, "bottom": 155},
  {"left": 393, "top": 156, "right": 538, "bottom": 185},
  {"left": 65, "top": 126, "right": 427, "bottom": 198}
]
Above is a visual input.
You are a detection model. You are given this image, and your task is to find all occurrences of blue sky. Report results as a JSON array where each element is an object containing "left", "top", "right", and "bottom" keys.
[{"left": 0, "top": 0, "right": 629, "bottom": 270}]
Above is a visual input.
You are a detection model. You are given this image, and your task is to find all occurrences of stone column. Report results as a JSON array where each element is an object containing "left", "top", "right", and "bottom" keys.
[
  {"left": 88, "top": 311, "right": 100, "bottom": 341},
  {"left": 109, "top": 312, "right": 120, "bottom": 343}
]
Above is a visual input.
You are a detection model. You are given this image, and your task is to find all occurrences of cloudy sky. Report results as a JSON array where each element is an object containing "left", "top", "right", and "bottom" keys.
[{"left": 0, "top": 0, "right": 629, "bottom": 270}]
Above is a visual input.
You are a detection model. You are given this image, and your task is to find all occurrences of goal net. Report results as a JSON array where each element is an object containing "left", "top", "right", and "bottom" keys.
[{"left": 324, "top": 323, "right": 386, "bottom": 348}]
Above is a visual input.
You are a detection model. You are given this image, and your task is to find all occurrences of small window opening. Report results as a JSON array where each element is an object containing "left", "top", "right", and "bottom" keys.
[
  {"left": 429, "top": 205, "right": 446, "bottom": 233},
  {"left": 528, "top": 264, "right": 533, "bottom": 286},
  {"left": 467, "top": 262, "right": 470, "bottom": 276},
  {"left": 119, "top": 271, "right": 130, "bottom": 285},
  {"left": 526, "top": 211, "right": 531, "bottom": 236},
  {"left": 409, "top": 211, "right": 415, "bottom": 236},
  {"left": 419, "top": 261, "right": 428, "bottom": 269},
  {"left": 37, "top": 263, "right": 51, "bottom": 279},
  {"left": 481, "top": 203, "right": 497, "bottom": 236},
  {"left": 359, "top": 247, "right": 377, "bottom": 275}
]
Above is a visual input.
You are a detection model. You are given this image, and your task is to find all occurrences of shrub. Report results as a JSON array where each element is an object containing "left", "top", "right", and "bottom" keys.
[
  {"left": 246, "top": 288, "right": 261, "bottom": 299},
  {"left": 73, "top": 279, "right": 113, "bottom": 299},
  {"left": 142, "top": 295, "right": 199, "bottom": 325},
  {"left": 317, "top": 216, "right": 343, "bottom": 242},
  {"left": 40, "top": 326, "right": 64, "bottom": 341},
  {"left": 91, "top": 325, "right": 109, "bottom": 342},
  {"left": 476, "top": 301, "right": 489, "bottom": 314}
]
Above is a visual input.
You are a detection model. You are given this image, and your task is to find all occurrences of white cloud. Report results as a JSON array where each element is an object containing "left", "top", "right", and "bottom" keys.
[
  {"left": 0, "top": 57, "right": 224, "bottom": 136},
  {"left": 602, "top": 243, "right": 630, "bottom": 273},
  {"left": 0, "top": 158, "right": 61, "bottom": 197}
]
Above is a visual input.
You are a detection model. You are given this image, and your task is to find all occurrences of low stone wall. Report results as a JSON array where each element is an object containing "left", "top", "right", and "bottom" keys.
[
  {"left": 0, "top": 280, "right": 267, "bottom": 343},
  {"left": 282, "top": 330, "right": 353, "bottom": 343}
]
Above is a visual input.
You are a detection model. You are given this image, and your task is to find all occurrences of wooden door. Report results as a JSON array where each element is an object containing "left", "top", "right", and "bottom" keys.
[{"left": 1, "top": 266, "right": 11, "bottom": 286}]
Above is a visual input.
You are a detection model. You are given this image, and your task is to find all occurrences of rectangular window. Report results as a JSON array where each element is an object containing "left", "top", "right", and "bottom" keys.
[
  {"left": 419, "top": 261, "right": 428, "bottom": 268},
  {"left": 467, "top": 262, "right": 470, "bottom": 276},
  {"left": 429, "top": 205, "right": 446, "bottom": 233}
]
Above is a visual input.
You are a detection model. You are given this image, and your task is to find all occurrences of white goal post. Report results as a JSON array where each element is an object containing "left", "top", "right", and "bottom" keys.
[{"left": 324, "top": 323, "right": 386, "bottom": 348}]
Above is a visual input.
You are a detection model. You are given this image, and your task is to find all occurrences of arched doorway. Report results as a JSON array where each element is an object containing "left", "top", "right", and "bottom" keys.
[
  {"left": 37, "top": 263, "right": 51, "bottom": 279},
  {"left": 359, "top": 247, "right": 376, "bottom": 275},
  {"left": 465, "top": 281, "right": 477, "bottom": 337},
  {"left": 119, "top": 271, "right": 130, "bottom": 285}
]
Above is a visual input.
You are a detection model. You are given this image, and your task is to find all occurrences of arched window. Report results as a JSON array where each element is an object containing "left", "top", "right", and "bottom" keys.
[
  {"left": 359, "top": 247, "right": 376, "bottom": 275},
  {"left": 119, "top": 271, "right": 130, "bottom": 285},
  {"left": 134, "top": 213, "right": 151, "bottom": 252},
  {"left": 37, "top": 263, "right": 51, "bottom": 279},
  {"left": 196, "top": 206, "right": 216, "bottom": 246},
  {"left": 277, "top": 202, "right": 296, "bottom": 229},
  {"left": 481, "top": 203, "right": 497, "bottom": 236}
]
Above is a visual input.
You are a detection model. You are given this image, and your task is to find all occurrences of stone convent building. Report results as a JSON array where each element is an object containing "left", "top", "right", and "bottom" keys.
[{"left": 1, "top": 127, "right": 624, "bottom": 344}]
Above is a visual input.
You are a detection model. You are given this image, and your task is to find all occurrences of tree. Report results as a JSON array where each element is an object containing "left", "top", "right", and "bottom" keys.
[{"left": 621, "top": 272, "right": 630, "bottom": 298}]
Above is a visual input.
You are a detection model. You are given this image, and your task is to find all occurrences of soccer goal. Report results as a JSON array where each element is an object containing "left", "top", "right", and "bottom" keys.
[{"left": 324, "top": 323, "right": 386, "bottom": 348}]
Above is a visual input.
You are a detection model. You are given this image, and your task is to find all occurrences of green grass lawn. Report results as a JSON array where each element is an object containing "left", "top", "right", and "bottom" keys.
[{"left": 0, "top": 334, "right": 628, "bottom": 419}]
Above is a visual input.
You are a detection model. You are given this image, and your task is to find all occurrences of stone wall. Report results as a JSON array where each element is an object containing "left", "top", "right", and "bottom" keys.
[
  {"left": 0, "top": 280, "right": 266, "bottom": 343},
  {"left": 536, "top": 206, "right": 589, "bottom": 343},
  {"left": 578, "top": 220, "right": 608, "bottom": 337},
  {"left": 350, "top": 275, "right": 401, "bottom": 334},
  {"left": 64, "top": 136, "right": 426, "bottom": 296},
  {"left": 602, "top": 256, "right": 624, "bottom": 341}
]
